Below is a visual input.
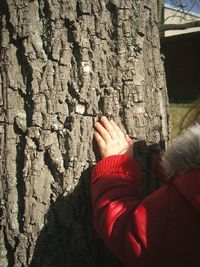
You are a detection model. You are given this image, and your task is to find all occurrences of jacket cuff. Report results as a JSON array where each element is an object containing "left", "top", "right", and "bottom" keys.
[{"left": 91, "top": 155, "right": 141, "bottom": 182}]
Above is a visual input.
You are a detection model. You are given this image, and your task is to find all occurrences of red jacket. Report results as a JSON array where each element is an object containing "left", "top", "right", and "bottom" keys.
[{"left": 91, "top": 155, "right": 200, "bottom": 267}]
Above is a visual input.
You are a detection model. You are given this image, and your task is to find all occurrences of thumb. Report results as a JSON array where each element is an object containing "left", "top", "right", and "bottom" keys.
[{"left": 125, "top": 134, "right": 133, "bottom": 144}]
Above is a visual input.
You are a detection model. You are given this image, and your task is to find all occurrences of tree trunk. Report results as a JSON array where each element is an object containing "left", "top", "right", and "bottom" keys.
[{"left": 0, "top": 0, "right": 169, "bottom": 266}]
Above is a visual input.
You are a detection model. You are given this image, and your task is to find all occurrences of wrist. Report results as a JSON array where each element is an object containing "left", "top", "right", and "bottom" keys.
[{"left": 91, "top": 155, "right": 140, "bottom": 182}]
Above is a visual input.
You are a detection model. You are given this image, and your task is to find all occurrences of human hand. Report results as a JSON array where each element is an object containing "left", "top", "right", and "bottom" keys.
[{"left": 94, "top": 116, "right": 134, "bottom": 159}]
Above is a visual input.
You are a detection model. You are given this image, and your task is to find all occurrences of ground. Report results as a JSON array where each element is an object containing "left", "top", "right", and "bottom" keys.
[{"left": 169, "top": 100, "right": 199, "bottom": 139}]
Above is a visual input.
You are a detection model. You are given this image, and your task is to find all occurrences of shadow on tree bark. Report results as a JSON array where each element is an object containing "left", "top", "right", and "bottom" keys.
[
  {"left": 30, "top": 167, "right": 123, "bottom": 267},
  {"left": 30, "top": 140, "right": 164, "bottom": 267},
  {"left": 133, "top": 140, "right": 165, "bottom": 195}
]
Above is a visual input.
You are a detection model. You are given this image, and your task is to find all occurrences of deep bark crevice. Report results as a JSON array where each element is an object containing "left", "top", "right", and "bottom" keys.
[
  {"left": 76, "top": 1, "right": 91, "bottom": 18},
  {"left": 106, "top": 1, "right": 118, "bottom": 48},
  {"left": 67, "top": 81, "right": 80, "bottom": 103},
  {"left": 15, "top": 44, "right": 34, "bottom": 128},
  {"left": 3, "top": 0, "right": 34, "bottom": 128},
  {"left": 14, "top": 123, "right": 26, "bottom": 233},
  {"left": 64, "top": 18, "right": 76, "bottom": 43},
  {"left": 38, "top": 0, "right": 53, "bottom": 58},
  {"left": 0, "top": 0, "right": 7, "bottom": 47},
  {"left": 3, "top": 226, "right": 15, "bottom": 267},
  {"left": 44, "top": 149, "right": 64, "bottom": 188},
  {"left": 71, "top": 42, "right": 83, "bottom": 86}
]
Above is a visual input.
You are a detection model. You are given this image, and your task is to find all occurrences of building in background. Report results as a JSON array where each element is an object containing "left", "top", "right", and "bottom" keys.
[
  {"left": 164, "top": 2, "right": 200, "bottom": 36},
  {"left": 161, "top": 1, "right": 200, "bottom": 138}
]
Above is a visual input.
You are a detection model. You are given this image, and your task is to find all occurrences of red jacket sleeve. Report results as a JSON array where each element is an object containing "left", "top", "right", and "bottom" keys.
[{"left": 91, "top": 155, "right": 169, "bottom": 267}]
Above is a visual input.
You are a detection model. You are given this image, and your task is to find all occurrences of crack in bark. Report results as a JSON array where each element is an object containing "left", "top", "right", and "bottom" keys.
[
  {"left": 14, "top": 123, "right": 26, "bottom": 233},
  {"left": 76, "top": 1, "right": 91, "bottom": 18},
  {"left": 38, "top": 0, "right": 52, "bottom": 58},
  {"left": 64, "top": 18, "right": 76, "bottom": 43},
  {"left": 3, "top": 226, "right": 14, "bottom": 267},
  {"left": 1, "top": 0, "right": 32, "bottom": 241},
  {"left": 71, "top": 41, "right": 83, "bottom": 86},
  {"left": 0, "top": 11, "right": 12, "bottom": 260},
  {"left": 3, "top": 1, "right": 34, "bottom": 128},
  {"left": 63, "top": 19, "right": 84, "bottom": 89},
  {"left": 15, "top": 42, "right": 34, "bottom": 128},
  {"left": 44, "top": 149, "right": 64, "bottom": 188},
  {"left": 106, "top": 1, "right": 118, "bottom": 44}
]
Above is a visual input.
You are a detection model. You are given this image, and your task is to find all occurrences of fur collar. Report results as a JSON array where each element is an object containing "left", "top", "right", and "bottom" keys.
[{"left": 161, "top": 124, "right": 200, "bottom": 179}]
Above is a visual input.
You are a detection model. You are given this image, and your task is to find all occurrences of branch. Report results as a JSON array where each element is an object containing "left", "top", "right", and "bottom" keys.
[{"left": 159, "top": 20, "right": 200, "bottom": 31}]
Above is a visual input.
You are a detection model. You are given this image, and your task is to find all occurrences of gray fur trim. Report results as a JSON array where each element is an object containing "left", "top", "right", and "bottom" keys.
[{"left": 161, "top": 124, "right": 200, "bottom": 179}]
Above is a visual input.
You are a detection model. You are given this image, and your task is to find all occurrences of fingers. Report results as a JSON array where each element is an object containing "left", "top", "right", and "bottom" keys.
[
  {"left": 125, "top": 134, "right": 133, "bottom": 144},
  {"left": 94, "top": 131, "right": 105, "bottom": 148},
  {"left": 94, "top": 117, "right": 134, "bottom": 159},
  {"left": 94, "top": 116, "right": 129, "bottom": 144},
  {"left": 110, "top": 119, "right": 125, "bottom": 137},
  {"left": 94, "top": 121, "right": 112, "bottom": 142},
  {"left": 99, "top": 116, "right": 117, "bottom": 139}
]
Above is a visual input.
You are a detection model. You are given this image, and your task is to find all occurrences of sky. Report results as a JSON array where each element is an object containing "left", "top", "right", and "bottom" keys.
[{"left": 165, "top": 0, "right": 200, "bottom": 16}]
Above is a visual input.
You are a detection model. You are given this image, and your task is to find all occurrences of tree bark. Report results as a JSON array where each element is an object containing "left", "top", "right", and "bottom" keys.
[
  {"left": 157, "top": 0, "right": 164, "bottom": 24},
  {"left": 0, "top": 0, "right": 169, "bottom": 266}
]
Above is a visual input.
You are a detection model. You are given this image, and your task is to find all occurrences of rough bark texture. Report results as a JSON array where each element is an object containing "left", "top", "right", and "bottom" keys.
[{"left": 0, "top": 0, "right": 169, "bottom": 266}]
